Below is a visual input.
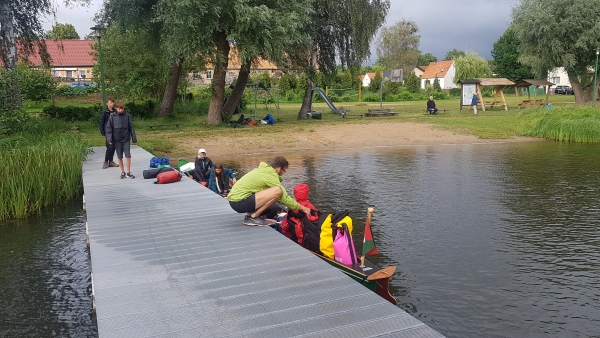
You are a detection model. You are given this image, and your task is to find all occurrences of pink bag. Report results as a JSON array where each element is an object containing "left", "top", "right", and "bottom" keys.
[{"left": 333, "top": 225, "right": 358, "bottom": 266}]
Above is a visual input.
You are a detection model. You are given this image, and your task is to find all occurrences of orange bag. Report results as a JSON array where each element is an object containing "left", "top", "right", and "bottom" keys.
[{"left": 155, "top": 170, "right": 182, "bottom": 184}]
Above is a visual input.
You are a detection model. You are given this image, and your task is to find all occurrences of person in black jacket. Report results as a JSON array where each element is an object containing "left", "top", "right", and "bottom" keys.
[
  {"left": 106, "top": 101, "right": 137, "bottom": 179},
  {"left": 427, "top": 96, "right": 438, "bottom": 115},
  {"left": 192, "top": 148, "right": 213, "bottom": 184},
  {"left": 99, "top": 97, "right": 119, "bottom": 169}
]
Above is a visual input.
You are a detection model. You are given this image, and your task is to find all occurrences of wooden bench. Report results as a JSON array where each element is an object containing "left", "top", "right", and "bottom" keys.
[
  {"left": 425, "top": 109, "right": 447, "bottom": 114},
  {"left": 366, "top": 108, "right": 398, "bottom": 117},
  {"left": 148, "top": 124, "right": 181, "bottom": 130},
  {"left": 342, "top": 113, "right": 363, "bottom": 118}
]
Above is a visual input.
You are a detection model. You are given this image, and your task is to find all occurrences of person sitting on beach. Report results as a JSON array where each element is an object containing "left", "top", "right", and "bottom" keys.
[
  {"left": 192, "top": 148, "right": 213, "bottom": 185},
  {"left": 427, "top": 96, "right": 438, "bottom": 115},
  {"left": 208, "top": 163, "right": 237, "bottom": 196},
  {"left": 227, "top": 156, "right": 311, "bottom": 226}
]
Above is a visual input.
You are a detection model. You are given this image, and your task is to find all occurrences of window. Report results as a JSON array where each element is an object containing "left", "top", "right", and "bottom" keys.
[
  {"left": 66, "top": 70, "right": 73, "bottom": 78},
  {"left": 53, "top": 70, "right": 60, "bottom": 77},
  {"left": 551, "top": 77, "right": 560, "bottom": 84},
  {"left": 79, "top": 70, "right": 87, "bottom": 78},
  {"left": 206, "top": 70, "right": 212, "bottom": 79},
  {"left": 192, "top": 71, "right": 199, "bottom": 79}
]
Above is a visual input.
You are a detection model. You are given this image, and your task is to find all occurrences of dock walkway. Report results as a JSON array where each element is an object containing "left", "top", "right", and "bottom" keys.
[{"left": 83, "top": 146, "right": 444, "bottom": 337}]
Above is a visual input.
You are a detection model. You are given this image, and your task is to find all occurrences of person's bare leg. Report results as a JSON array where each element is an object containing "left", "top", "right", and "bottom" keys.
[
  {"left": 126, "top": 157, "right": 131, "bottom": 173},
  {"left": 118, "top": 158, "right": 125, "bottom": 173},
  {"left": 250, "top": 186, "right": 282, "bottom": 218}
]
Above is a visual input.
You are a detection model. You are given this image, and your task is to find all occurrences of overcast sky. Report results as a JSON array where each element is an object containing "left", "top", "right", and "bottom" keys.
[{"left": 44, "top": 0, "right": 520, "bottom": 62}]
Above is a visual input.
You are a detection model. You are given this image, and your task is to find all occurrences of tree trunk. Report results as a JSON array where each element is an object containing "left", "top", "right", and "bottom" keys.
[
  {"left": 158, "top": 56, "right": 184, "bottom": 117},
  {"left": 222, "top": 59, "right": 251, "bottom": 121},
  {"left": 298, "top": 77, "right": 313, "bottom": 119},
  {"left": 0, "top": 2, "right": 17, "bottom": 70},
  {"left": 298, "top": 50, "right": 317, "bottom": 120},
  {"left": 567, "top": 70, "right": 592, "bottom": 104},
  {"left": 206, "top": 31, "right": 230, "bottom": 125}
]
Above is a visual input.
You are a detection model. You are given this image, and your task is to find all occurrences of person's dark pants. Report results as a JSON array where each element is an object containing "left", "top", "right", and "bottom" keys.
[
  {"left": 104, "top": 138, "right": 115, "bottom": 162},
  {"left": 428, "top": 108, "right": 438, "bottom": 115}
]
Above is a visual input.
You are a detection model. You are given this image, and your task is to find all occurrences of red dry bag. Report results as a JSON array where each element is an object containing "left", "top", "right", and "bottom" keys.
[{"left": 155, "top": 170, "right": 182, "bottom": 184}]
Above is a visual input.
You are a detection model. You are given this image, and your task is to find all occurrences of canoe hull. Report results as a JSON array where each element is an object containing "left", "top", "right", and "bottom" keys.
[{"left": 315, "top": 253, "right": 397, "bottom": 305}]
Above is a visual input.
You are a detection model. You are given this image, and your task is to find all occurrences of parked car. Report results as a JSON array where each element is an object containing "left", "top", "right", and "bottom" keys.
[{"left": 555, "top": 85, "right": 574, "bottom": 95}]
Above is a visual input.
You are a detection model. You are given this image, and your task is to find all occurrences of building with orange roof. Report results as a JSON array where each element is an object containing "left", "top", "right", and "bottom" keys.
[
  {"left": 16, "top": 40, "right": 96, "bottom": 86},
  {"left": 420, "top": 60, "right": 457, "bottom": 89},
  {"left": 411, "top": 65, "right": 427, "bottom": 78},
  {"left": 190, "top": 52, "right": 282, "bottom": 86},
  {"left": 359, "top": 72, "right": 377, "bottom": 87}
]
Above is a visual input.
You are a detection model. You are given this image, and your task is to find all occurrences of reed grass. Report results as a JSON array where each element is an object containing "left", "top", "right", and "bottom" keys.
[
  {"left": 519, "top": 105, "right": 600, "bottom": 142},
  {"left": 0, "top": 133, "right": 89, "bottom": 220}
]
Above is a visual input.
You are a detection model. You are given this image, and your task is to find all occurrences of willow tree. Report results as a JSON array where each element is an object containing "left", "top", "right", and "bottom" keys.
[
  {"left": 297, "top": 0, "right": 390, "bottom": 119},
  {"left": 511, "top": 0, "right": 600, "bottom": 103},
  {"left": 157, "top": 0, "right": 312, "bottom": 124},
  {"left": 376, "top": 20, "right": 420, "bottom": 75},
  {"left": 98, "top": 0, "right": 178, "bottom": 115},
  {"left": 453, "top": 52, "right": 492, "bottom": 84}
]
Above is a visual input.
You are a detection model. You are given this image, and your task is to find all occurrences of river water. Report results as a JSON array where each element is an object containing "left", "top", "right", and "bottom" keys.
[{"left": 1, "top": 141, "right": 599, "bottom": 337}]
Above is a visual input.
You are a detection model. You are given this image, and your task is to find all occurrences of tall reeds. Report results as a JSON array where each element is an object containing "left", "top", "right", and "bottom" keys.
[
  {"left": 0, "top": 133, "right": 88, "bottom": 220},
  {"left": 520, "top": 106, "right": 600, "bottom": 143}
]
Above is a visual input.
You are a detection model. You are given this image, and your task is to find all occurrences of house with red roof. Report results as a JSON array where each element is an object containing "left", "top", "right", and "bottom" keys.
[
  {"left": 411, "top": 65, "right": 427, "bottom": 78},
  {"left": 17, "top": 40, "right": 96, "bottom": 85},
  {"left": 360, "top": 72, "right": 377, "bottom": 87},
  {"left": 420, "top": 60, "right": 457, "bottom": 89}
]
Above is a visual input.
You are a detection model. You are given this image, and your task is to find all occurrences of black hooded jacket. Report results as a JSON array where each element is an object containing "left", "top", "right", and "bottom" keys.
[{"left": 106, "top": 111, "right": 137, "bottom": 143}]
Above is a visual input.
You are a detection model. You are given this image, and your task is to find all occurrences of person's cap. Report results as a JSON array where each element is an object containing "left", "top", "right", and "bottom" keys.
[
  {"left": 198, "top": 148, "right": 206, "bottom": 155},
  {"left": 473, "top": 92, "right": 478, "bottom": 95}
]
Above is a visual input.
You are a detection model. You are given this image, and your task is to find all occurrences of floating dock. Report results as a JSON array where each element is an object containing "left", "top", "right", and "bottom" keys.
[{"left": 82, "top": 146, "right": 444, "bottom": 337}]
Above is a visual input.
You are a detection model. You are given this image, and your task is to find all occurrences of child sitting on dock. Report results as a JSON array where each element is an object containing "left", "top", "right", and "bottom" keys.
[{"left": 208, "top": 163, "right": 237, "bottom": 196}]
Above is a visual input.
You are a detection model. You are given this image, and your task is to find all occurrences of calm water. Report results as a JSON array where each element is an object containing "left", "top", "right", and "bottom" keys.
[
  {"left": 1, "top": 141, "right": 599, "bottom": 337},
  {"left": 0, "top": 200, "right": 96, "bottom": 337}
]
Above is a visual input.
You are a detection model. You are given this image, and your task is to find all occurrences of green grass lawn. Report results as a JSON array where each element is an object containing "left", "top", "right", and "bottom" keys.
[{"left": 23, "top": 92, "right": 591, "bottom": 155}]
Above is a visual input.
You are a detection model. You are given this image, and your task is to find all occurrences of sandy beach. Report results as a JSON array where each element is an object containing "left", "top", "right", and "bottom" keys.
[{"left": 173, "top": 122, "right": 538, "bottom": 160}]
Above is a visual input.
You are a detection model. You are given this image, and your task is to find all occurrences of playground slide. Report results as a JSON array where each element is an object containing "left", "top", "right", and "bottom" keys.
[{"left": 312, "top": 87, "right": 344, "bottom": 115}]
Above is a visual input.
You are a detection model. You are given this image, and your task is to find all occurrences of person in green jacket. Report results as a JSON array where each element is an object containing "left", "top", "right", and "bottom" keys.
[{"left": 228, "top": 156, "right": 311, "bottom": 226}]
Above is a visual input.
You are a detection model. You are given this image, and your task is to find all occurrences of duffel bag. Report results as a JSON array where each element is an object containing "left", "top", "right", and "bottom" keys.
[
  {"left": 155, "top": 170, "right": 182, "bottom": 184},
  {"left": 149, "top": 156, "right": 170, "bottom": 168},
  {"left": 143, "top": 167, "right": 174, "bottom": 179}
]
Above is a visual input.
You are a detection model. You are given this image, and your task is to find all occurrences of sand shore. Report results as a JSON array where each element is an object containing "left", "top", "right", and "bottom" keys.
[{"left": 174, "top": 122, "right": 538, "bottom": 160}]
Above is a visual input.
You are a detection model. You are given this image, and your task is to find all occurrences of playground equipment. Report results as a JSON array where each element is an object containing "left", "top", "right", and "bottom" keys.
[
  {"left": 245, "top": 82, "right": 281, "bottom": 120},
  {"left": 311, "top": 87, "right": 346, "bottom": 115}
]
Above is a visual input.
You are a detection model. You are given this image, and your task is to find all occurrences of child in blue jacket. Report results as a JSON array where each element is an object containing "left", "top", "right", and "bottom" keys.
[{"left": 208, "top": 163, "right": 237, "bottom": 195}]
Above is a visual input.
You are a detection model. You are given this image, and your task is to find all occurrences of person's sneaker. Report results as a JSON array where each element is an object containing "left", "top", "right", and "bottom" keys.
[
  {"left": 120, "top": 172, "right": 126, "bottom": 179},
  {"left": 102, "top": 162, "right": 109, "bottom": 169},
  {"left": 126, "top": 172, "right": 135, "bottom": 179},
  {"left": 108, "top": 161, "right": 119, "bottom": 167},
  {"left": 243, "top": 215, "right": 276, "bottom": 227}
]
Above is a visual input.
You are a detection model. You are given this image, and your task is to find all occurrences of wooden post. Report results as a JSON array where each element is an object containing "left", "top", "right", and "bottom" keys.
[
  {"left": 499, "top": 86, "right": 507, "bottom": 111},
  {"left": 545, "top": 85, "right": 550, "bottom": 105},
  {"left": 477, "top": 84, "right": 485, "bottom": 112},
  {"left": 527, "top": 85, "right": 532, "bottom": 106}
]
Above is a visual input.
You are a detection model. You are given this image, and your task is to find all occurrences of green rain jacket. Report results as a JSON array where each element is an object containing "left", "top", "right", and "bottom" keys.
[{"left": 227, "top": 162, "right": 300, "bottom": 210}]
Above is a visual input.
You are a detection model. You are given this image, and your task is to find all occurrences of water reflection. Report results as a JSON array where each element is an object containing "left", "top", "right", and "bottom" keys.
[
  {"left": 231, "top": 142, "right": 600, "bottom": 338},
  {"left": 0, "top": 200, "right": 96, "bottom": 337}
]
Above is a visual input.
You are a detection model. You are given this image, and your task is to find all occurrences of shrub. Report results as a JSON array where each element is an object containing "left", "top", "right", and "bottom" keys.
[
  {"left": 362, "top": 94, "right": 379, "bottom": 102},
  {"left": 42, "top": 105, "right": 102, "bottom": 122},
  {"left": 449, "top": 88, "right": 461, "bottom": 97},
  {"left": 125, "top": 100, "right": 158, "bottom": 119},
  {"left": 396, "top": 92, "right": 414, "bottom": 101},
  {"left": 57, "top": 85, "right": 88, "bottom": 97},
  {"left": 431, "top": 91, "right": 449, "bottom": 100}
]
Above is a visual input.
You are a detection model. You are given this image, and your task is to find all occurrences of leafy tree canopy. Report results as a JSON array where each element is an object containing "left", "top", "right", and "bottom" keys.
[
  {"left": 376, "top": 19, "right": 420, "bottom": 75},
  {"left": 418, "top": 52, "right": 437, "bottom": 66},
  {"left": 47, "top": 23, "right": 80, "bottom": 40},
  {"left": 453, "top": 52, "right": 492, "bottom": 83},
  {"left": 444, "top": 48, "right": 466, "bottom": 60},
  {"left": 491, "top": 26, "right": 533, "bottom": 82},
  {"left": 511, "top": 0, "right": 600, "bottom": 102}
]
